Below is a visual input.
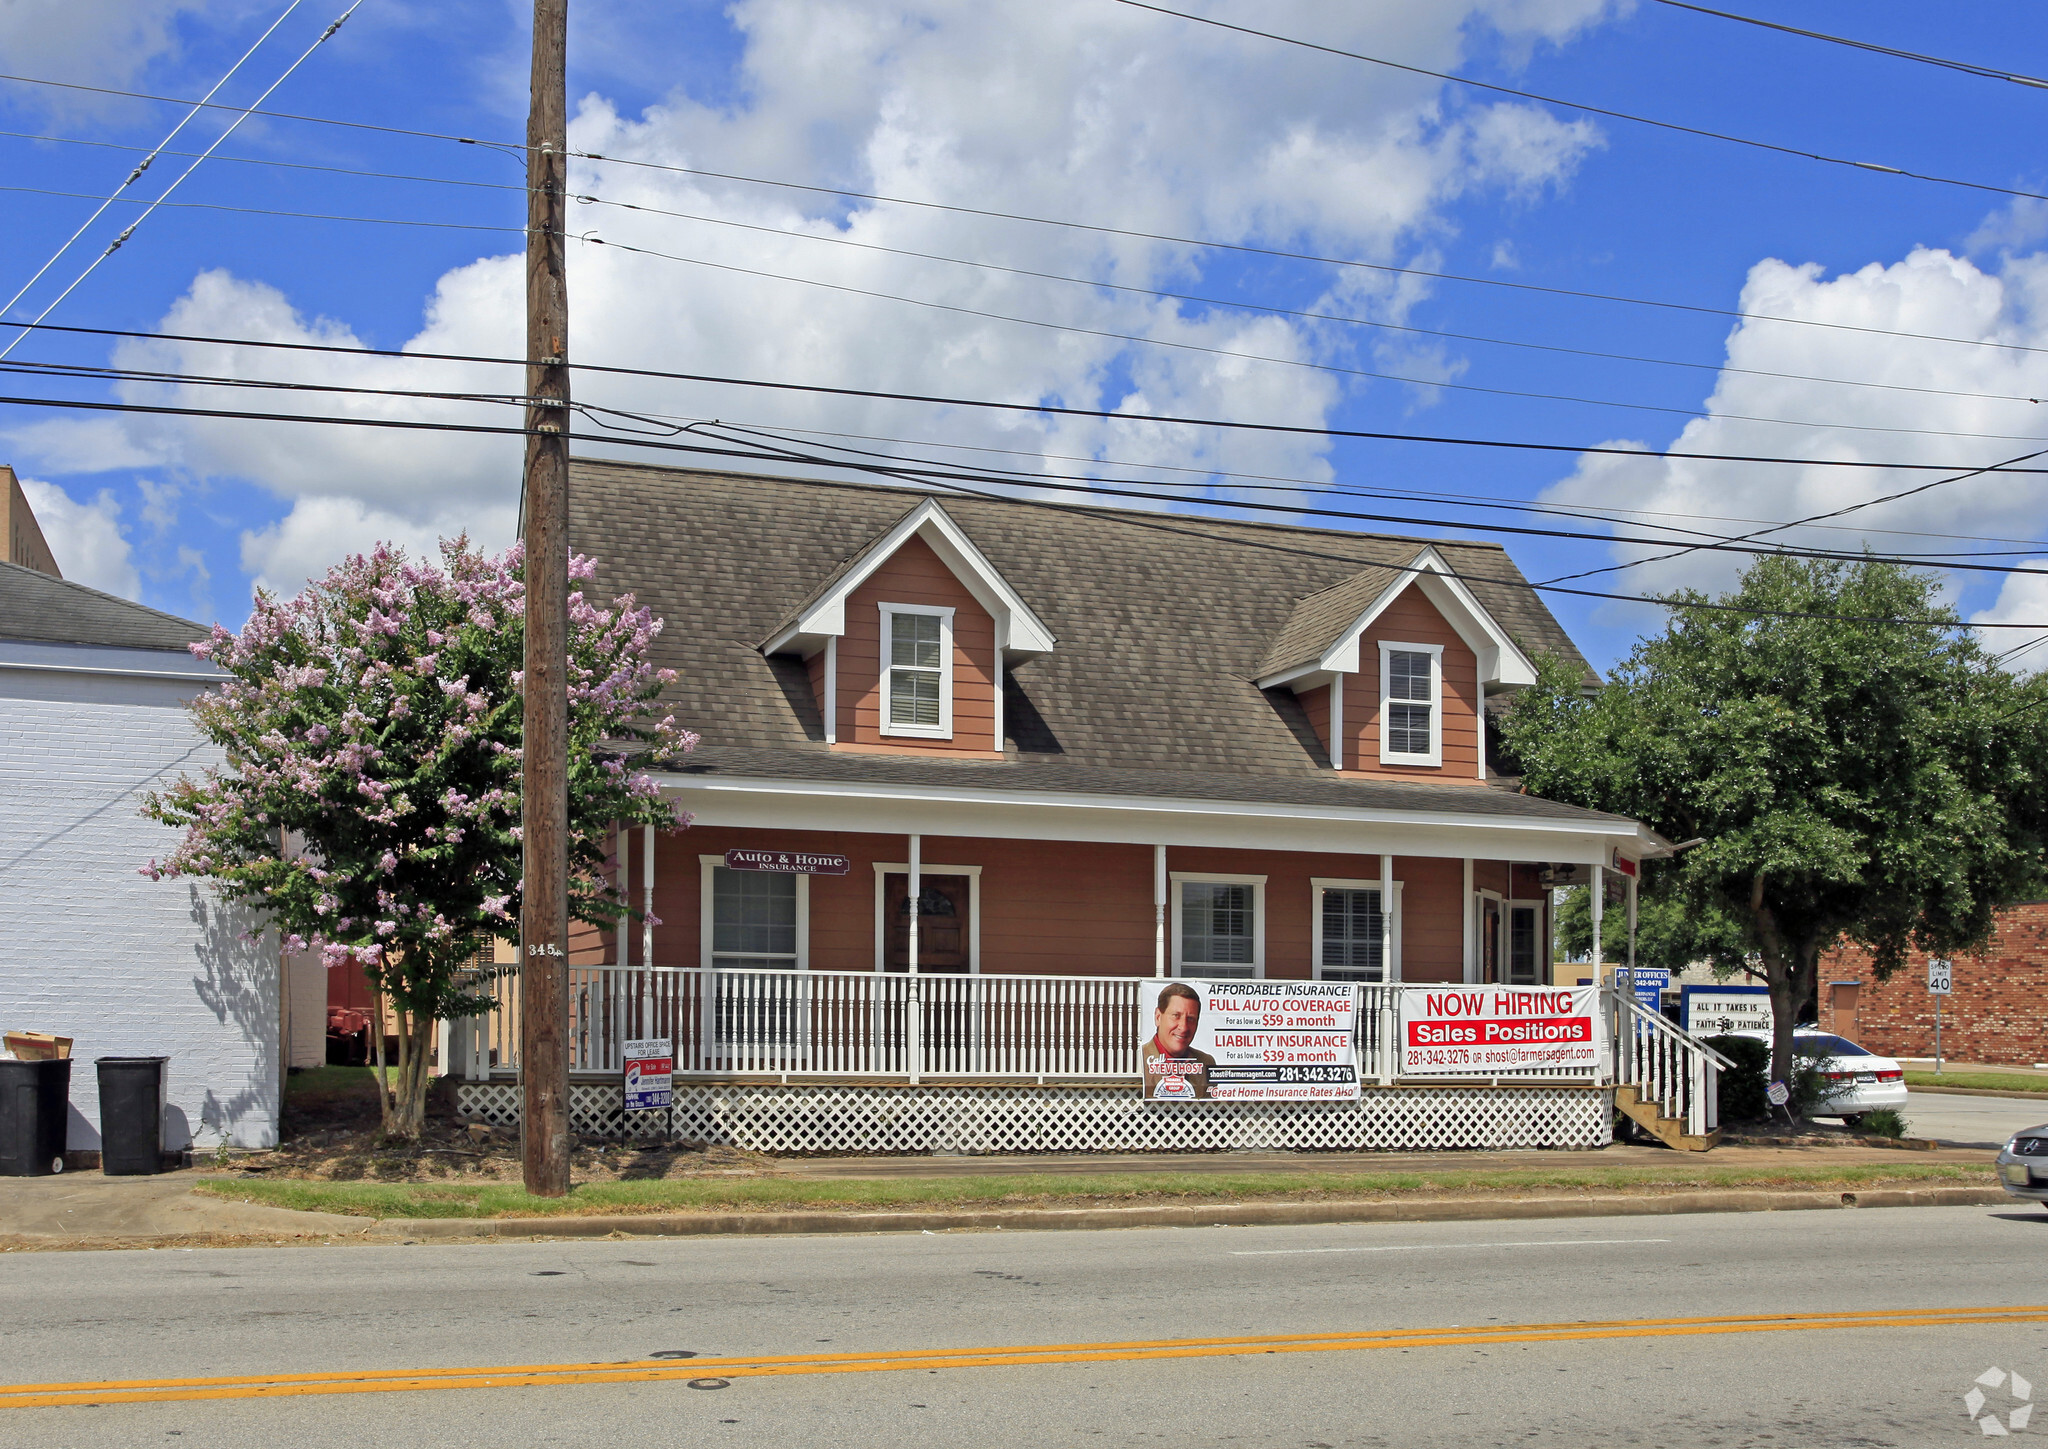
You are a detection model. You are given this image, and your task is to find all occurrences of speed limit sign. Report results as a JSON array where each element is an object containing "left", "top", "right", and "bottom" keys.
[{"left": 1927, "top": 958, "right": 1952, "bottom": 995}]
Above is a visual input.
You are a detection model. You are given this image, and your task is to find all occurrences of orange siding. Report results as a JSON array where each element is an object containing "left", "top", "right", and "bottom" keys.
[
  {"left": 1298, "top": 682, "right": 1333, "bottom": 766},
  {"left": 1337, "top": 584, "right": 1482, "bottom": 783},
  {"left": 648, "top": 827, "right": 1498, "bottom": 983},
  {"left": 837, "top": 535, "right": 999, "bottom": 755},
  {"left": 806, "top": 648, "right": 828, "bottom": 739}
]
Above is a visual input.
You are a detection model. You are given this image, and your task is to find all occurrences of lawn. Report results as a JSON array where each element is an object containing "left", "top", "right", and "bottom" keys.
[
  {"left": 194, "top": 1159, "right": 1994, "bottom": 1220},
  {"left": 1904, "top": 1070, "right": 2048, "bottom": 1094}
]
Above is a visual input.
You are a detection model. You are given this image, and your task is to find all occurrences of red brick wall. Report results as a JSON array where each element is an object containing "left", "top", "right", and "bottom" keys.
[
  {"left": 1818, "top": 902, "right": 2048, "bottom": 1065},
  {"left": 626, "top": 825, "right": 1512, "bottom": 982}
]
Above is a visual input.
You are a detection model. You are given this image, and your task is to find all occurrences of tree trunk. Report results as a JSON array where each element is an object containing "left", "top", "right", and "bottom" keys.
[
  {"left": 380, "top": 1004, "right": 438, "bottom": 1142},
  {"left": 369, "top": 977, "right": 395, "bottom": 1137},
  {"left": 1748, "top": 872, "right": 1803, "bottom": 1093}
]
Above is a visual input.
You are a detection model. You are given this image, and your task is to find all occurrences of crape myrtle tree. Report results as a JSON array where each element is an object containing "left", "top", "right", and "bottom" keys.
[
  {"left": 1499, "top": 555, "right": 2048, "bottom": 1088},
  {"left": 142, "top": 538, "right": 694, "bottom": 1140}
]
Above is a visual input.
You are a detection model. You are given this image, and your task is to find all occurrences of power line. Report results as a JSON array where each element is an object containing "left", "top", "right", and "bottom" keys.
[
  {"left": 1110, "top": 0, "right": 2048, "bottom": 206},
  {"left": 1648, "top": 0, "right": 2048, "bottom": 89},
  {"left": 9, "top": 316, "right": 2048, "bottom": 477},
  {"left": 11, "top": 127, "right": 2043, "bottom": 408},
  {"left": 0, "top": 2, "right": 308, "bottom": 335},
  {"left": 2, "top": 382, "right": 2043, "bottom": 628},
  {"left": 6, "top": 69, "right": 2048, "bottom": 360},
  {"left": 0, "top": 3, "right": 361, "bottom": 364}
]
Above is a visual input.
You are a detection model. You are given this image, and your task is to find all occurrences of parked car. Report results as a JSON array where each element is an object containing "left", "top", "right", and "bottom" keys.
[
  {"left": 1721, "top": 1029, "right": 1907, "bottom": 1125},
  {"left": 1996, "top": 1126, "right": 2048, "bottom": 1209}
]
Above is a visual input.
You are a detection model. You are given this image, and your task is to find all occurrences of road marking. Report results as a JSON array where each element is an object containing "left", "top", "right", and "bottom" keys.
[
  {"left": 1230, "top": 1237, "right": 1671, "bottom": 1256},
  {"left": 7, "top": 1306, "right": 2045, "bottom": 1410}
]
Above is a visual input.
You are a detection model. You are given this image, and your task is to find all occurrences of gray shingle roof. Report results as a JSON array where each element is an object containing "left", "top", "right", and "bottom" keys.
[
  {"left": 0, "top": 559, "right": 211, "bottom": 650},
  {"left": 1255, "top": 560, "right": 1409, "bottom": 679},
  {"left": 568, "top": 460, "right": 1597, "bottom": 803}
]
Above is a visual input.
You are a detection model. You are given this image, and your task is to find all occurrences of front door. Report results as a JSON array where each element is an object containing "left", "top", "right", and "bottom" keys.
[
  {"left": 884, "top": 874, "right": 972, "bottom": 972},
  {"left": 1480, "top": 896, "right": 1504, "bottom": 984},
  {"left": 1830, "top": 983, "right": 1861, "bottom": 1040}
]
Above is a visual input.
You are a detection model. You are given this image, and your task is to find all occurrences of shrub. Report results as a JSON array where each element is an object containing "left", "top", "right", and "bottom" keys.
[
  {"left": 1705, "top": 1035, "right": 1769, "bottom": 1122},
  {"left": 1858, "top": 1107, "right": 1907, "bottom": 1139}
]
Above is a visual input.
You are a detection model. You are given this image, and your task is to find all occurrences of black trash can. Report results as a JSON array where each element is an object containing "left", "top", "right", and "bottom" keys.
[
  {"left": 0, "top": 1058, "right": 72, "bottom": 1176},
  {"left": 96, "top": 1056, "right": 168, "bottom": 1176}
]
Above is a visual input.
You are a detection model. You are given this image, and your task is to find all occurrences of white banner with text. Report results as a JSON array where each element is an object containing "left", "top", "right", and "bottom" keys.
[{"left": 1397, "top": 987, "right": 1602, "bottom": 1075}]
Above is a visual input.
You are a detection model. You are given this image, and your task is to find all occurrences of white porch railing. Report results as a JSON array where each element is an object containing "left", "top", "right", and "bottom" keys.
[
  {"left": 1612, "top": 991, "right": 1730, "bottom": 1137},
  {"left": 452, "top": 969, "right": 1723, "bottom": 1098}
]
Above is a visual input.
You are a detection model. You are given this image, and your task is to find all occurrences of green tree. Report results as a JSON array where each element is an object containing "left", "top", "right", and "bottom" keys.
[
  {"left": 142, "top": 539, "right": 692, "bottom": 1140},
  {"left": 1550, "top": 873, "right": 1749, "bottom": 974},
  {"left": 1499, "top": 555, "right": 2048, "bottom": 1086}
]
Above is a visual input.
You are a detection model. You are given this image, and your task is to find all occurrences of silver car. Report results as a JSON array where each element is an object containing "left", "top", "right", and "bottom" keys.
[{"left": 1996, "top": 1124, "right": 2048, "bottom": 1208}]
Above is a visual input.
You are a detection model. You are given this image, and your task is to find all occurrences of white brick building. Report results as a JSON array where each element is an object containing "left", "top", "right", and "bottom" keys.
[{"left": 0, "top": 560, "right": 302, "bottom": 1152}]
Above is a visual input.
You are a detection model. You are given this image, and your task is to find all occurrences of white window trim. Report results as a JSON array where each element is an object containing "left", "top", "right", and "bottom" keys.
[
  {"left": 699, "top": 854, "right": 810, "bottom": 971},
  {"left": 872, "top": 862, "right": 983, "bottom": 973},
  {"left": 1169, "top": 871, "right": 1266, "bottom": 979},
  {"left": 1378, "top": 640, "right": 1444, "bottom": 767},
  {"left": 879, "top": 602, "right": 955, "bottom": 739},
  {"left": 1310, "top": 876, "right": 1403, "bottom": 982},
  {"left": 1507, "top": 896, "right": 1546, "bottom": 987}
]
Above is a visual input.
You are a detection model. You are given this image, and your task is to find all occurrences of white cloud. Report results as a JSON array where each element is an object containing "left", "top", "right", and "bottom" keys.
[
  {"left": 1970, "top": 563, "right": 2048, "bottom": 675},
  {"left": 1544, "top": 245, "right": 2048, "bottom": 612},
  {"left": 92, "top": 0, "right": 1619, "bottom": 585},
  {"left": 0, "top": 0, "right": 265, "bottom": 104},
  {"left": 15, "top": 475, "right": 139, "bottom": 597},
  {"left": 239, "top": 494, "right": 517, "bottom": 599}
]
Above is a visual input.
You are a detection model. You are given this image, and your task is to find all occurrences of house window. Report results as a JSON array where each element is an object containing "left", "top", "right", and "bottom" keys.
[
  {"left": 1171, "top": 874, "right": 1265, "bottom": 979},
  {"left": 1508, "top": 902, "right": 1542, "bottom": 985},
  {"left": 701, "top": 858, "right": 810, "bottom": 1049},
  {"left": 710, "top": 866, "right": 801, "bottom": 969},
  {"left": 1312, "top": 877, "right": 1402, "bottom": 982},
  {"left": 880, "top": 604, "right": 954, "bottom": 738},
  {"left": 1378, "top": 641, "right": 1443, "bottom": 766}
]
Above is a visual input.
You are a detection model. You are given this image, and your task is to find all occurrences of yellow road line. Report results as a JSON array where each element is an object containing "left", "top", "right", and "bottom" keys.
[{"left": 6, "top": 1306, "right": 2045, "bottom": 1410}]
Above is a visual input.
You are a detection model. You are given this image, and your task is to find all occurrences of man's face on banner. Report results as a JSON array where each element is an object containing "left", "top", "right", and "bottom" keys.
[{"left": 1155, "top": 993, "right": 1200, "bottom": 1055}]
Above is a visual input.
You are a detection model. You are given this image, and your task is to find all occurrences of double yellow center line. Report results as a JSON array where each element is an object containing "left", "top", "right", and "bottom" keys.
[{"left": 8, "top": 1306, "right": 2045, "bottom": 1410}]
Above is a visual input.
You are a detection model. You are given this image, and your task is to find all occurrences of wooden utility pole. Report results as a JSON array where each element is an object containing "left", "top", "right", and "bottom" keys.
[{"left": 519, "top": 0, "right": 572, "bottom": 1197}]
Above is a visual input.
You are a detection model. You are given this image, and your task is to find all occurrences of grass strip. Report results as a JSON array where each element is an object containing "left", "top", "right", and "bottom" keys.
[
  {"left": 194, "top": 1161, "right": 1992, "bottom": 1221},
  {"left": 1904, "top": 1070, "right": 2048, "bottom": 1094}
]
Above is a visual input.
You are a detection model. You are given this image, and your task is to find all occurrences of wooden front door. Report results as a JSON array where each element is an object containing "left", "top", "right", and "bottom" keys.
[
  {"left": 884, "top": 874, "right": 972, "bottom": 972},
  {"left": 1480, "top": 897, "right": 1504, "bottom": 984}
]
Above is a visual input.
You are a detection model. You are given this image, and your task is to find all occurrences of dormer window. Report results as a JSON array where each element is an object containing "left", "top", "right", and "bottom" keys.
[
  {"left": 1379, "top": 641, "right": 1442, "bottom": 766},
  {"left": 881, "top": 603, "right": 953, "bottom": 738}
]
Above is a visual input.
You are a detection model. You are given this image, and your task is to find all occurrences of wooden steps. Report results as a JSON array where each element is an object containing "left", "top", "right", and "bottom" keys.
[{"left": 1615, "top": 1085, "right": 1721, "bottom": 1153}]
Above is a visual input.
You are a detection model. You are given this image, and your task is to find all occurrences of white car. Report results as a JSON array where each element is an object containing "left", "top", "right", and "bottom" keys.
[{"left": 1721, "top": 1029, "right": 1908, "bottom": 1125}]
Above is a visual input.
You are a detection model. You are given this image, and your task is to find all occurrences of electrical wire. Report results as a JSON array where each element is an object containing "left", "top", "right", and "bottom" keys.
[
  {"left": 7, "top": 315, "right": 2046, "bottom": 477},
  {"left": 0, "top": 381, "right": 2043, "bottom": 628},
  {"left": 1110, "top": 0, "right": 2048, "bottom": 205},
  {"left": 1648, "top": 0, "right": 2048, "bottom": 89},
  {"left": 6, "top": 70, "right": 2048, "bottom": 360},
  {"left": 0, "top": 1, "right": 307, "bottom": 332},
  {"left": 0, "top": 3, "right": 362, "bottom": 364}
]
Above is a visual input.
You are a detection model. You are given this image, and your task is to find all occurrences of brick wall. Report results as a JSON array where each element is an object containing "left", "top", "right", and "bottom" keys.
[
  {"left": 1818, "top": 903, "right": 2048, "bottom": 1066},
  {"left": 0, "top": 667, "right": 278, "bottom": 1149}
]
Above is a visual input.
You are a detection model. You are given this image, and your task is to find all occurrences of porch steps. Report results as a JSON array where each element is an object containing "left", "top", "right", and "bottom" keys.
[{"left": 1614, "top": 1085, "right": 1720, "bottom": 1153}]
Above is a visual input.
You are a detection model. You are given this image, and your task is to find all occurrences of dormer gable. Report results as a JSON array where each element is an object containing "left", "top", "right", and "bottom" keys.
[
  {"left": 761, "top": 498, "right": 1055, "bottom": 660},
  {"left": 760, "top": 498, "right": 1054, "bottom": 753},
  {"left": 1256, "top": 548, "right": 1537, "bottom": 780}
]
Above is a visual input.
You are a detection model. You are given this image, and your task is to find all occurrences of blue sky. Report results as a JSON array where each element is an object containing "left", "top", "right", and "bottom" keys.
[{"left": 3, "top": 0, "right": 2047, "bottom": 672}]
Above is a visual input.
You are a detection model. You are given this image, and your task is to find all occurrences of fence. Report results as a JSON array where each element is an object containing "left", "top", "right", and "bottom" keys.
[{"left": 452, "top": 968, "right": 1720, "bottom": 1095}]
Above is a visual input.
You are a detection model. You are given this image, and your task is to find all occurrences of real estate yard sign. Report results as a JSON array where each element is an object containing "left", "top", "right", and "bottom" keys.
[
  {"left": 1397, "top": 987, "right": 1602, "bottom": 1075},
  {"left": 622, "top": 1038, "right": 673, "bottom": 1112},
  {"left": 1137, "top": 980, "right": 1359, "bottom": 1102}
]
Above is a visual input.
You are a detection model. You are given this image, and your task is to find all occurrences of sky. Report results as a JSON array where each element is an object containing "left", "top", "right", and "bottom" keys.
[{"left": 3, "top": 0, "right": 2047, "bottom": 674}]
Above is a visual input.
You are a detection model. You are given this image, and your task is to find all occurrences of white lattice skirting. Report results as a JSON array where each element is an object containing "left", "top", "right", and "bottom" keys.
[{"left": 454, "top": 1082, "right": 1612, "bottom": 1153}]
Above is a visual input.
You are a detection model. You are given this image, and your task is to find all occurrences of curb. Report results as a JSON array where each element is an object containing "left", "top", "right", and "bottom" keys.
[
  {"left": 372, "top": 1185, "right": 2014, "bottom": 1241},
  {"left": 1908, "top": 1085, "right": 2048, "bottom": 1103}
]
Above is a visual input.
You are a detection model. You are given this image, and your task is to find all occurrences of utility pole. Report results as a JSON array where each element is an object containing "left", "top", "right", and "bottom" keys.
[{"left": 519, "top": 0, "right": 571, "bottom": 1197}]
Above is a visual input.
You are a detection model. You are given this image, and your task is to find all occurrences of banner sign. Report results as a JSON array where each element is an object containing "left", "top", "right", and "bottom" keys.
[
  {"left": 622, "top": 1037, "right": 673, "bottom": 1112},
  {"left": 1681, "top": 984, "right": 1772, "bottom": 1037},
  {"left": 1397, "top": 987, "right": 1601, "bottom": 1075},
  {"left": 723, "top": 848, "right": 850, "bottom": 876},
  {"left": 1137, "top": 980, "right": 1359, "bottom": 1102}
]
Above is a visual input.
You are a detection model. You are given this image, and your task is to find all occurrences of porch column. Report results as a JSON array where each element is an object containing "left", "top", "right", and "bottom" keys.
[
  {"left": 908, "top": 833, "right": 922, "bottom": 1084},
  {"left": 1153, "top": 845, "right": 1167, "bottom": 977},
  {"left": 1625, "top": 870, "right": 1639, "bottom": 978},
  {"left": 1461, "top": 858, "right": 1475, "bottom": 984},
  {"left": 616, "top": 824, "right": 630, "bottom": 969},
  {"left": 1590, "top": 863, "right": 1604, "bottom": 980},
  {"left": 641, "top": 823, "right": 655, "bottom": 968},
  {"left": 1380, "top": 853, "right": 1395, "bottom": 982},
  {"left": 908, "top": 833, "right": 922, "bottom": 975}
]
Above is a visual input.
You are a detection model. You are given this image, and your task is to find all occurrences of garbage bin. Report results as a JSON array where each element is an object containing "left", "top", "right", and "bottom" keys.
[
  {"left": 0, "top": 1057, "right": 71, "bottom": 1176},
  {"left": 96, "top": 1057, "right": 168, "bottom": 1176}
]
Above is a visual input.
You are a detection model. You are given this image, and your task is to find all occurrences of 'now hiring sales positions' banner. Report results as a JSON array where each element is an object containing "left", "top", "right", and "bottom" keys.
[
  {"left": 1138, "top": 980, "right": 1361, "bottom": 1101},
  {"left": 1398, "top": 987, "right": 1603, "bottom": 1075}
]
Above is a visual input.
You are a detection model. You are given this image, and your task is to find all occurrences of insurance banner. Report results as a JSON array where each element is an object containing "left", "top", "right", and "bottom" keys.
[
  {"left": 1137, "top": 980, "right": 1360, "bottom": 1102},
  {"left": 1397, "top": 986, "right": 1602, "bottom": 1075}
]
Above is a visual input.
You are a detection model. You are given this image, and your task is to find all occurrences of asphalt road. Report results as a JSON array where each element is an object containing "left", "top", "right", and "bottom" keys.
[
  {"left": 2, "top": 1202, "right": 2045, "bottom": 1448},
  {"left": 1900, "top": 1090, "right": 2048, "bottom": 1146}
]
